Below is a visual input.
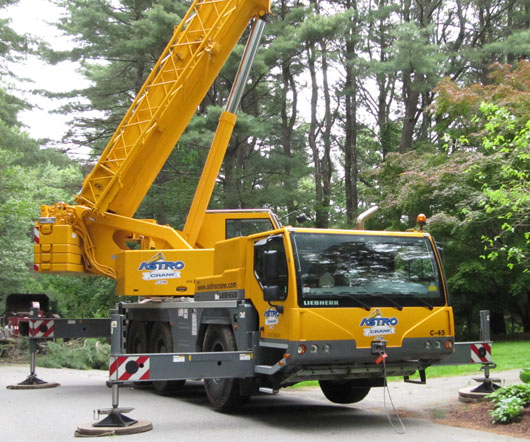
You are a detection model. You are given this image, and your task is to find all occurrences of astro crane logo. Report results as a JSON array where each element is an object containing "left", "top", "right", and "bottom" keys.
[
  {"left": 138, "top": 252, "right": 185, "bottom": 282},
  {"left": 360, "top": 309, "right": 398, "bottom": 337}
]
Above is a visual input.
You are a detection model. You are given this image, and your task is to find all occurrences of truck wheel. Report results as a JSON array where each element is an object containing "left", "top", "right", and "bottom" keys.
[
  {"left": 126, "top": 321, "right": 151, "bottom": 387},
  {"left": 126, "top": 321, "right": 148, "bottom": 353},
  {"left": 202, "top": 325, "right": 248, "bottom": 411},
  {"left": 149, "top": 322, "right": 185, "bottom": 393},
  {"left": 319, "top": 379, "right": 371, "bottom": 404}
]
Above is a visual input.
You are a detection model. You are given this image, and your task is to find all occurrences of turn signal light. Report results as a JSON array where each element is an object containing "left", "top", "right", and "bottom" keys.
[{"left": 297, "top": 344, "right": 307, "bottom": 355}]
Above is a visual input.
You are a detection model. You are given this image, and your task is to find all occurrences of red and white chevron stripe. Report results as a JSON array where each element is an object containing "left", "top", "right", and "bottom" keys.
[
  {"left": 470, "top": 343, "right": 492, "bottom": 363},
  {"left": 109, "top": 356, "right": 151, "bottom": 381},
  {"left": 29, "top": 319, "right": 55, "bottom": 339}
]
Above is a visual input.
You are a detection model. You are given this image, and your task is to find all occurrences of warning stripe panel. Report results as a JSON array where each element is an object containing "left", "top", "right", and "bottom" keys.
[
  {"left": 29, "top": 319, "right": 55, "bottom": 339},
  {"left": 109, "top": 356, "right": 150, "bottom": 381},
  {"left": 470, "top": 343, "right": 492, "bottom": 363}
]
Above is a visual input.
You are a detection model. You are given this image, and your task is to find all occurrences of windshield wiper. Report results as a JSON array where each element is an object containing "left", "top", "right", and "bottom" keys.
[
  {"left": 337, "top": 292, "right": 371, "bottom": 311},
  {"left": 408, "top": 295, "right": 434, "bottom": 310},
  {"left": 311, "top": 291, "right": 372, "bottom": 311},
  {"left": 368, "top": 293, "right": 403, "bottom": 311}
]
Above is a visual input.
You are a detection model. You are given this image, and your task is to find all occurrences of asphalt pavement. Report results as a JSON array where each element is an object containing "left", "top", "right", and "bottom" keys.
[{"left": 0, "top": 363, "right": 526, "bottom": 442}]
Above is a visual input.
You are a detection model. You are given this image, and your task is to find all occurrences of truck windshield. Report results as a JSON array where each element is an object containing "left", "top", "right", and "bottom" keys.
[{"left": 291, "top": 232, "right": 446, "bottom": 309}]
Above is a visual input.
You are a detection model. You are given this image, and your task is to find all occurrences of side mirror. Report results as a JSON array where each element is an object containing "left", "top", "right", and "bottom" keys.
[
  {"left": 263, "top": 286, "right": 283, "bottom": 302},
  {"left": 260, "top": 247, "right": 286, "bottom": 306},
  {"left": 263, "top": 250, "right": 279, "bottom": 281}
]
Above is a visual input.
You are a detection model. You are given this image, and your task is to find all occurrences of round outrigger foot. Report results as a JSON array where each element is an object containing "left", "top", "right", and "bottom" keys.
[
  {"left": 458, "top": 382, "right": 501, "bottom": 403},
  {"left": 75, "top": 407, "right": 153, "bottom": 437},
  {"left": 7, "top": 374, "right": 60, "bottom": 390},
  {"left": 75, "top": 421, "right": 153, "bottom": 437}
]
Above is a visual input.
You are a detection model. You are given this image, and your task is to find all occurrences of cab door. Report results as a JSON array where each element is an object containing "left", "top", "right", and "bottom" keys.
[{"left": 249, "top": 233, "right": 299, "bottom": 341}]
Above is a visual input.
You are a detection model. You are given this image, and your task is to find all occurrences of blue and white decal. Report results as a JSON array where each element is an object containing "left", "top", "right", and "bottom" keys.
[
  {"left": 264, "top": 308, "right": 280, "bottom": 326},
  {"left": 138, "top": 252, "right": 185, "bottom": 281},
  {"left": 360, "top": 309, "right": 398, "bottom": 337}
]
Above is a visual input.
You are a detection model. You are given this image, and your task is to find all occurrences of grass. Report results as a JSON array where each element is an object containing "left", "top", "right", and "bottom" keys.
[
  {"left": 291, "top": 340, "right": 530, "bottom": 388},
  {"left": 421, "top": 340, "right": 530, "bottom": 379}
]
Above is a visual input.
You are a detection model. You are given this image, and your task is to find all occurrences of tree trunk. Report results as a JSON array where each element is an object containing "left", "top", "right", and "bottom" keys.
[
  {"left": 399, "top": 70, "right": 420, "bottom": 152},
  {"left": 319, "top": 38, "right": 333, "bottom": 228},
  {"left": 343, "top": 0, "right": 359, "bottom": 226},
  {"left": 306, "top": 40, "right": 326, "bottom": 227},
  {"left": 279, "top": 0, "right": 298, "bottom": 224}
]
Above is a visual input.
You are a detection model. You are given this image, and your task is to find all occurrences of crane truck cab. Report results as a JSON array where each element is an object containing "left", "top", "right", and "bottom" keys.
[{"left": 118, "top": 216, "right": 454, "bottom": 410}]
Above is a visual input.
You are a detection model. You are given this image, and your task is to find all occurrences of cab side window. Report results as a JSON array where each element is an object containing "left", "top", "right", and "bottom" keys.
[{"left": 254, "top": 236, "right": 288, "bottom": 300}]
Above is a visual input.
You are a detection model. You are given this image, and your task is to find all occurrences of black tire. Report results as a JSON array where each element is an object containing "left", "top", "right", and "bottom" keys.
[
  {"left": 126, "top": 321, "right": 151, "bottom": 388},
  {"left": 319, "top": 379, "right": 371, "bottom": 404},
  {"left": 126, "top": 321, "right": 148, "bottom": 353},
  {"left": 202, "top": 325, "right": 248, "bottom": 411},
  {"left": 149, "top": 322, "right": 185, "bottom": 393}
]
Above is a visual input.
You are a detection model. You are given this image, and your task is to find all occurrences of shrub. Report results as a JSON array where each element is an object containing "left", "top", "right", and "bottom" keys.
[
  {"left": 490, "top": 397, "right": 525, "bottom": 424},
  {"left": 38, "top": 339, "right": 110, "bottom": 370},
  {"left": 488, "top": 383, "right": 530, "bottom": 424}
]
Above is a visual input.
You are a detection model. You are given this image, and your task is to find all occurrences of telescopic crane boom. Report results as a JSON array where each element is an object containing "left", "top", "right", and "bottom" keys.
[
  {"left": 77, "top": 0, "right": 270, "bottom": 217},
  {"left": 34, "top": 0, "right": 272, "bottom": 282}
]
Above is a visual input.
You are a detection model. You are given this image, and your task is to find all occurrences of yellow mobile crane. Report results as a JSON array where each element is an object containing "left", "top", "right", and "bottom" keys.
[{"left": 34, "top": 0, "right": 456, "bottom": 412}]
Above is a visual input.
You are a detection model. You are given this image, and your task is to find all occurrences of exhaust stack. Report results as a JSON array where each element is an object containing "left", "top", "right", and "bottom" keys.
[{"left": 356, "top": 206, "right": 379, "bottom": 230}]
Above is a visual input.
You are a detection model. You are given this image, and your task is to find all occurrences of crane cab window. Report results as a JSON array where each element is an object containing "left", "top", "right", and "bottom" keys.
[{"left": 226, "top": 218, "right": 273, "bottom": 239}]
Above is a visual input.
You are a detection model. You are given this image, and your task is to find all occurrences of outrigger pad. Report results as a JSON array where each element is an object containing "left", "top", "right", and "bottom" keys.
[
  {"left": 75, "top": 420, "right": 153, "bottom": 437},
  {"left": 7, "top": 375, "right": 60, "bottom": 389},
  {"left": 458, "top": 385, "right": 499, "bottom": 403}
]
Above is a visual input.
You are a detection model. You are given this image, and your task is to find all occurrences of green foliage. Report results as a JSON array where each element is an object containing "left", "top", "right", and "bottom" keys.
[
  {"left": 0, "top": 88, "right": 28, "bottom": 127},
  {"left": 48, "top": 0, "right": 189, "bottom": 152},
  {"left": 488, "top": 383, "right": 530, "bottom": 424},
  {"left": 0, "top": 0, "right": 28, "bottom": 76},
  {"left": 520, "top": 368, "right": 530, "bottom": 384},
  {"left": 473, "top": 103, "right": 529, "bottom": 271},
  {"left": 28, "top": 275, "right": 117, "bottom": 318},
  {"left": 489, "top": 396, "right": 525, "bottom": 424},
  {"left": 385, "top": 21, "right": 445, "bottom": 83},
  {"left": 38, "top": 339, "right": 110, "bottom": 370},
  {"left": 0, "top": 107, "right": 83, "bottom": 296}
]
